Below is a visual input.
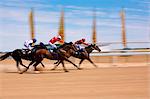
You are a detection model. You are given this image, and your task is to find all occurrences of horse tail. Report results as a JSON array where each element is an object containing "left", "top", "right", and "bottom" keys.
[{"left": 0, "top": 52, "right": 12, "bottom": 61}]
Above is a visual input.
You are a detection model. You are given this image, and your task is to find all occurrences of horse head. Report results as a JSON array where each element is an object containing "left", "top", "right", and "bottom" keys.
[
  {"left": 63, "top": 42, "right": 78, "bottom": 52},
  {"left": 90, "top": 44, "right": 101, "bottom": 52}
]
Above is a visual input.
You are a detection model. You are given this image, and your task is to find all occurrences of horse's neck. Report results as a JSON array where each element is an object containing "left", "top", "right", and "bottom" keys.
[
  {"left": 85, "top": 46, "right": 93, "bottom": 53},
  {"left": 61, "top": 45, "right": 71, "bottom": 51}
]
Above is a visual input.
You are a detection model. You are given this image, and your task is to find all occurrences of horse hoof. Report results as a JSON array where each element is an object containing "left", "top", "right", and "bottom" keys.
[
  {"left": 19, "top": 71, "right": 23, "bottom": 74},
  {"left": 78, "top": 68, "right": 83, "bottom": 70},
  {"left": 65, "top": 70, "right": 69, "bottom": 72},
  {"left": 51, "top": 69, "right": 55, "bottom": 71},
  {"left": 54, "top": 62, "right": 58, "bottom": 64}
]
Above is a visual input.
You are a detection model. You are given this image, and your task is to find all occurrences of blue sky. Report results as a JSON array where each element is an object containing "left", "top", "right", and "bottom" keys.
[{"left": 0, "top": 0, "right": 150, "bottom": 51}]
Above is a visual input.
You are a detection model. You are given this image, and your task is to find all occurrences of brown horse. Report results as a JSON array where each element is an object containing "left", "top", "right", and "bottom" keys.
[
  {"left": 76, "top": 44, "right": 101, "bottom": 67},
  {"left": 52, "top": 44, "right": 101, "bottom": 70},
  {"left": 20, "top": 42, "right": 81, "bottom": 74}
]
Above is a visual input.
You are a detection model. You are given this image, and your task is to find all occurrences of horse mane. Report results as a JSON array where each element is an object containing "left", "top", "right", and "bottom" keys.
[
  {"left": 85, "top": 44, "right": 92, "bottom": 48},
  {"left": 58, "top": 42, "right": 73, "bottom": 49}
]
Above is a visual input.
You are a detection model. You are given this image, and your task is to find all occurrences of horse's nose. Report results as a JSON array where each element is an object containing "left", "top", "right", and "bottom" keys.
[{"left": 99, "top": 49, "right": 101, "bottom": 52}]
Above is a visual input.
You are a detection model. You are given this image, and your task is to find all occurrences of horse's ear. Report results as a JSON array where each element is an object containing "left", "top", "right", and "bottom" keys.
[
  {"left": 70, "top": 42, "right": 73, "bottom": 44},
  {"left": 68, "top": 42, "right": 72, "bottom": 44}
]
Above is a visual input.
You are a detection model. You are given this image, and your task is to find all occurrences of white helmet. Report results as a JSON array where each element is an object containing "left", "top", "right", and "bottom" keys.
[{"left": 58, "top": 35, "right": 62, "bottom": 39}]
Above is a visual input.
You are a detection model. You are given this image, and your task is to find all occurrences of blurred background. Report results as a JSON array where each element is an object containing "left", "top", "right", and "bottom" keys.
[{"left": 0, "top": 0, "right": 150, "bottom": 52}]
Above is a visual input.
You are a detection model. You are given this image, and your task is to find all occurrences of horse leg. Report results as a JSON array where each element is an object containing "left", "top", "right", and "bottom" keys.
[
  {"left": 51, "top": 60, "right": 61, "bottom": 70},
  {"left": 33, "top": 61, "right": 41, "bottom": 71},
  {"left": 19, "top": 60, "right": 27, "bottom": 68},
  {"left": 19, "top": 61, "right": 35, "bottom": 74},
  {"left": 63, "top": 57, "right": 81, "bottom": 70},
  {"left": 54, "top": 60, "right": 60, "bottom": 64},
  {"left": 79, "top": 59, "right": 85, "bottom": 67},
  {"left": 16, "top": 61, "right": 21, "bottom": 71},
  {"left": 40, "top": 62, "right": 45, "bottom": 68},
  {"left": 61, "top": 60, "right": 69, "bottom": 72},
  {"left": 87, "top": 58, "right": 98, "bottom": 68}
]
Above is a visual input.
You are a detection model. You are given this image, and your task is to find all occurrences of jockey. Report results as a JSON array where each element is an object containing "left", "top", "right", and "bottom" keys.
[
  {"left": 48, "top": 35, "right": 62, "bottom": 51},
  {"left": 74, "top": 38, "right": 89, "bottom": 46},
  {"left": 74, "top": 38, "right": 89, "bottom": 52},
  {"left": 24, "top": 38, "right": 37, "bottom": 50}
]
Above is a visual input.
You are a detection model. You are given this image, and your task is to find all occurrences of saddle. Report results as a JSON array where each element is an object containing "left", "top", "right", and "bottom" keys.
[{"left": 31, "top": 44, "right": 48, "bottom": 54}]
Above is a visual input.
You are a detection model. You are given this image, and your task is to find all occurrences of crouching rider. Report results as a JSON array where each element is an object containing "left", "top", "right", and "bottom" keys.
[
  {"left": 74, "top": 38, "right": 89, "bottom": 54},
  {"left": 48, "top": 35, "right": 63, "bottom": 52},
  {"left": 23, "top": 38, "right": 37, "bottom": 54}
]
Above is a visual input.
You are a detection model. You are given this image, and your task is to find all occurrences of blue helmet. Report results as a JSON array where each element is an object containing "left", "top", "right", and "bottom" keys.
[
  {"left": 40, "top": 42, "right": 44, "bottom": 45},
  {"left": 32, "top": 38, "right": 37, "bottom": 43}
]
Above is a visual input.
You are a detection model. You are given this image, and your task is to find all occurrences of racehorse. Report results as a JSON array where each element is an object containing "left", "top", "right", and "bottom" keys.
[
  {"left": 76, "top": 44, "right": 101, "bottom": 67},
  {"left": 20, "top": 42, "right": 81, "bottom": 74},
  {"left": 0, "top": 49, "right": 29, "bottom": 71},
  {"left": 0, "top": 45, "right": 46, "bottom": 72},
  {"left": 52, "top": 44, "right": 101, "bottom": 70}
]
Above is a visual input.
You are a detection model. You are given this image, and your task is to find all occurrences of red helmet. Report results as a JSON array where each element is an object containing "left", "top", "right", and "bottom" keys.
[{"left": 82, "top": 38, "right": 85, "bottom": 42}]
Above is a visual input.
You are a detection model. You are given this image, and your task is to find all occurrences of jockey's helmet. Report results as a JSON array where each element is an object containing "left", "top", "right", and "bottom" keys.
[
  {"left": 58, "top": 35, "right": 62, "bottom": 40},
  {"left": 40, "top": 42, "right": 43, "bottom": 45},
  {"left": 40, "top": 42, "right": 44, "bottom": 46},
  {"left": 32, "top": 38, "right": 37, "bottom": 43},
  {"left": 82, "top": 38, "right": 85, "bottom": 42}
]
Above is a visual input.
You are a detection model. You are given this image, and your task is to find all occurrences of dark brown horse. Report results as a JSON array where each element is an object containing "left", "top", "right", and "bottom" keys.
[
  {"left": 52, "top": 44, "right": 101, "bottom": 70},
  {"left": 76, "top": 44, "right": 101, "bottom": 67},
  {"left": 20, "top": 42, "right": 81, "bottom": 74},
  {"left": 0, "top": 46, "right": 46, "bottom": 72},
  {"left": 0, "top": 49, "right": 28, "bottom": 71}
]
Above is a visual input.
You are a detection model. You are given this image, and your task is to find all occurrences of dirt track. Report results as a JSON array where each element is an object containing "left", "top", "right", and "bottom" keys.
[{"left": 0, "top": 59, "right": 150, "bottom": 99}]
